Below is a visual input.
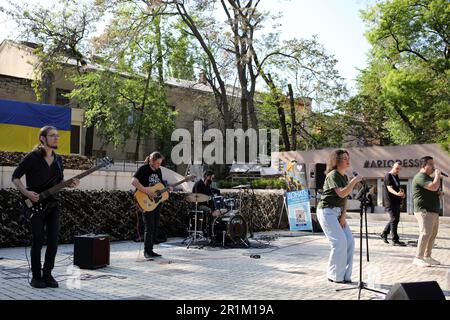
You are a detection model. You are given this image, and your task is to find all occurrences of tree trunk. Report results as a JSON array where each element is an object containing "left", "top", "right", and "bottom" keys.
[
  {"left": 240, "top": 83, "right": 249, "bottom": 132},
  {"left": 288, "top": 84, "right": 297, "bottom": 150},
  {"left": 134, "top": 121, "right": 142, "bottom": 162},
  {"left": 154, "top": 15, "right": 164, "bottom": 84},
  {"left": 84, "top": 126, "right": 94, "bottom": 157},
  {"left": 135, "top": 55, "right": 154, "bottom": 161},
  {"left": 176, "top": 3, "right": 233, "bottom": 130},
  {"left": 267, "top": 74, "right": 290, "bottom": 150}
]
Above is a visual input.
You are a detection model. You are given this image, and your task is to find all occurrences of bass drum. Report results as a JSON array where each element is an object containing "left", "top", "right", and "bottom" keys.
[{"left": 211, "top": 214, "right": 248, "bottom": 246}]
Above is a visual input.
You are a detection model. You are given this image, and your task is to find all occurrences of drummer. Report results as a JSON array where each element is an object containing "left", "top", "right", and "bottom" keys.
[{"left": 192, "top": 171, "right": 217, "bottom": 236}]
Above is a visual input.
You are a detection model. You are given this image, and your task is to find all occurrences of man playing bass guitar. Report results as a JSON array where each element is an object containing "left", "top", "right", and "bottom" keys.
[{"left": 12, "top": 125, "right": 79, "bottom": 289}]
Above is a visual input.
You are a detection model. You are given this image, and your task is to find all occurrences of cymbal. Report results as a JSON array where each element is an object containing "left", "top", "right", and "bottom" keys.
[{"left": 186, "top": 193, "right": 210, "bottom": 203}]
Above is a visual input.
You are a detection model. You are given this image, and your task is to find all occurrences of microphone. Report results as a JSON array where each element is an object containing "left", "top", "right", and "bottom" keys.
[
  {"left": 440, "top": 171, "right": 448, "bottom": 177},
  {"left": 353, "top": 171, "right": 365, "bottom": 184},
  {"left": 353, "top": 171, "right": 363, "bottom": 179}
]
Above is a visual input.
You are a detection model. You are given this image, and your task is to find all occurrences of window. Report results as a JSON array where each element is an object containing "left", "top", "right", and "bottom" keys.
[
  {"left": 70, "top": 125, "right": 80, "bottom": 154},
  {"left": 56, "top": 88, "right": 71, "bottom": 106},
  {"left": 93, "top": 150, "right": 106, "bottom": 158},
  {"left": 126, "top": 152, "right": 136, "bottom": 161}
]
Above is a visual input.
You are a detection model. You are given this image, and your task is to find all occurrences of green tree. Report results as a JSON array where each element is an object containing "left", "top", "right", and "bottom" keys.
[
  {"left": 357, "top": 0, "right": 450, "bottom": 149},
  {"left": 1, "top": 0, "right": 101, "bottom": 101},
  {"left": 254, "top": 36, "right": 348, "bottom": 150},
  {"left": 69, "top": 69, "right": 175, "bottom": 159},
  {"left": 76, "top": 1, "right": 180, "bottom": 160}
]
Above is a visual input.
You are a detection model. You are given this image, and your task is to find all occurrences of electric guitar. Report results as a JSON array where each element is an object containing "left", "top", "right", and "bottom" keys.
[
  {"left": 24, "top": 157, "right": 114, "bottom": 217},
  {"left": 134, "top": 175, "right": 195, "bottom": 212}
]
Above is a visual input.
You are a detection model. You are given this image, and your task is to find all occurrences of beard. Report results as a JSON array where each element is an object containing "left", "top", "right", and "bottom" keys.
[{"left": 49, "top": 145, "right": 58, "bottom": 149}]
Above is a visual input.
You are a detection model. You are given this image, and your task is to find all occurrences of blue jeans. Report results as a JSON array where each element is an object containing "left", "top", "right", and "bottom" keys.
[{"left": 317, "top": 207, "right": 354, "bottom": 282}]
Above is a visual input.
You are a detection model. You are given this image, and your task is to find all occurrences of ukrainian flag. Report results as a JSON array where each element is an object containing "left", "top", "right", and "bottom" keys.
[{"left": 0, "top": 99, "right": 71, "bottom": 155}]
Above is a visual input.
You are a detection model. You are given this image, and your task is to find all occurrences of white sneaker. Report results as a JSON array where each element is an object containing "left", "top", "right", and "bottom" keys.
[
  {"left": 412, "top": 257, "right": 431, "bottom": 267},
  {"left": 424, "top": 257, "right": 441, "bottom": 265}
]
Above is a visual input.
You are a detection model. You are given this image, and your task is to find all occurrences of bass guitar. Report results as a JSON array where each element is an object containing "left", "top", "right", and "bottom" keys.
[{"left": 24, "top": 157, "right": 114, "bottom": 217}]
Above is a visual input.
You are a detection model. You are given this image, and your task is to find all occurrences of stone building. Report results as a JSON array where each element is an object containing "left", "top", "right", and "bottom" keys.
[{"left": 0, "top": 40, "right": 230, "bottom": 173}]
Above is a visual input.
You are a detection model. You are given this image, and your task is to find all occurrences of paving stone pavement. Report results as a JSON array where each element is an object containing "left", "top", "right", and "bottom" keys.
[{"left": 0, "top": 216, "right": 449, "bottom": 300}]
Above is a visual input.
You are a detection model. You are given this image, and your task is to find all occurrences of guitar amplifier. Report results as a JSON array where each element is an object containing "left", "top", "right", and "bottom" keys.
[{"left": 73, "top": 234, "right": 110, "bottom": 269}]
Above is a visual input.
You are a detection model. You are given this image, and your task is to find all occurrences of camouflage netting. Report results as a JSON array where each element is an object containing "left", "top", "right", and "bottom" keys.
[
  {"left": 0, "top": 189, "right": 287, "bottom": 248},
  {"left": 0, "top": 151, "right": 94, "bottom": 170}
]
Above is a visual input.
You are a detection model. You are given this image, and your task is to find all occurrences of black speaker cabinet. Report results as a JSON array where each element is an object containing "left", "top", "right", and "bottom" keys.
[
  {"left": 310, "top": 213, "right": 323, "bottom": 232},
  {"left": 315, "top": 163, "right": 327, "bottom": 190},
  {"left": 385, "top": 281, "right": 445, "bottom": 300},
  {"left": 74, "top": 234, "right": 110, "bottom": 269}
]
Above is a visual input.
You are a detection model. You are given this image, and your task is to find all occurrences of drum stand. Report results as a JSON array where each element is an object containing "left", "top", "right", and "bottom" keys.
[
  {"left": 216, "top": 231, "right": 249, "bottom": 248},
  {"left": 239, "top": 238, "right": 249, "bottom": 248},
  {"left": 183, "top": 200, "right": 209, "bottom": 249}
]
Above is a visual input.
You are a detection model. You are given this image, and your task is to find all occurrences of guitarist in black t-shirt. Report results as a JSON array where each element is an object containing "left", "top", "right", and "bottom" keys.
[
  {"left": 380, "top": 161, "right": 406, "bottom": 246},
  {"left": 12, "top": 125, "right": 79, "bottom": 289},
  {"left": 132, "top": 151, "right": 171, "bottom": 260}
]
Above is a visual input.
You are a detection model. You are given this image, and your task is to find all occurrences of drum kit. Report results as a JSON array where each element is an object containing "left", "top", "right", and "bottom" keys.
[{"left": 183, "top": 193, "right": 249, "bottom": 248}]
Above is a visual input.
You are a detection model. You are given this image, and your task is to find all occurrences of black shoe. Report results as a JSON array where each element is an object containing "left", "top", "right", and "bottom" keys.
[
  {"left": 328, "top": 278, "right": 352, "bottom": 284},
  {"left": 150, "top": 251, "right": 162, "bottom": 258},
  {"left": 144, "top": 252, "right": 154, "bottom": 260},
  {"left": 392, "top": 241, "right": 406, "bottom": 246},
  {"left": 380, "top": 233, "right": 389, "bottom": 244},
  {"left": 30, "top": 277, "right": 47, "bottom": 289},
  {"left": 43, "top": 274, "right": 59, "bottom": 288}
]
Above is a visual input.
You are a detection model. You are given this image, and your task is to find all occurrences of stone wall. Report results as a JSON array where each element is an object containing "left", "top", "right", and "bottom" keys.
[
  {"left": 0, "top": 189, "right": 287, "bottom": 248},
  {"left": 0, "top": 74, "right": 37, "bottom": 102}
]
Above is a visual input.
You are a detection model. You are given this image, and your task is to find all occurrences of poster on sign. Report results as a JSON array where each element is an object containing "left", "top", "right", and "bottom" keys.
[
  {"left": 276, "top": 160, "right": 308, "bottom": 191},
  {"left": 286, "top": 189, "right": 312, "bottom": 231}
]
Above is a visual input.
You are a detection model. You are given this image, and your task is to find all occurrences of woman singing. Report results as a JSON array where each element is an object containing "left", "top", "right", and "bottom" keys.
[{"left": 317, "top": 149, "right": 362, "bottom": 283}]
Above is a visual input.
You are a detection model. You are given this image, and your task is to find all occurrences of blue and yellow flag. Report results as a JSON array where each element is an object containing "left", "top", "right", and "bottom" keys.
[{"left": 0, "top": 99, "right": 71, "bottom": 155}]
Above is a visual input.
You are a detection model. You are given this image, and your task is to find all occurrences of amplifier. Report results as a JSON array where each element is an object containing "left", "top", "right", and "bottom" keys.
[{"left": 73, "top": 234, "right": 110, "bottom": 269}]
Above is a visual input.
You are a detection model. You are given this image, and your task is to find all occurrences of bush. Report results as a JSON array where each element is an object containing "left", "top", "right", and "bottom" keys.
[
  {"left": 251, "top": 178, "right": 286, "bottom": 189},
  {"left": 0, "top": 151, "right": 94, "bottom": 170}
]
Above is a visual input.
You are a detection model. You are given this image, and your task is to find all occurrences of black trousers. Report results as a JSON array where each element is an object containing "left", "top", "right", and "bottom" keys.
[
  {"left": 142, "top": 205, "right": 161, "bottom": 254},
  {"left": 134, "top": 210, "right": 145, "bottom": 241},
  {"left": 382, "top": 204, "right": 401, "bottom": 242},
  {"left": 30, "top": 204, "right": 60, "bottom": 278}
]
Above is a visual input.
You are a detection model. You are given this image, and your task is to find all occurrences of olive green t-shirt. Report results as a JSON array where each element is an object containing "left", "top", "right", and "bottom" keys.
[
  {"left": 412, "top": 172, "right": 440, "bottom": 213},
  {"left": 318, "top": 170, "right": 348, "bottom": 209}
]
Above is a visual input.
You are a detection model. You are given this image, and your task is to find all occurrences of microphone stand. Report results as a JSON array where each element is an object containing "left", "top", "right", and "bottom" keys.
[
  {"left": 336, "top": 179, "right": 386, "bottom": 299},
  {"left": 241, "top": 163, "right": 263, "bottom": 241}
]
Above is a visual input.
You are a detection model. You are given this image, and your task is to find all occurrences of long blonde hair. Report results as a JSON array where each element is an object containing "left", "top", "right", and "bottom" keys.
[{"left": 325, "top": 149, "right": 349, "bottom": 174}]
